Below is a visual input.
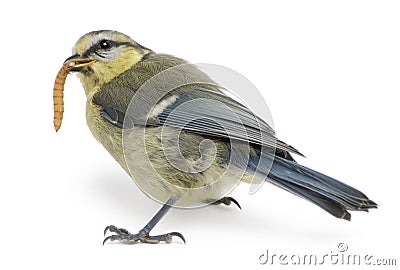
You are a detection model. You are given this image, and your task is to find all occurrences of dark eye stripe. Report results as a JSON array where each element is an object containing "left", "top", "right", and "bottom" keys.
[
  {"left": 83, "top": 41, "right": 128, "bottom": 58},
  {"left": 94, "top": 51, "right": 106, "bottom": 58},
  {"left": 81, "top": 39, "right": 151, "bottom": 59}
]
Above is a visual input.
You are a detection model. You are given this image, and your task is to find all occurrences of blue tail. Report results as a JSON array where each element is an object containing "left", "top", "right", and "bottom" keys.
[{"left": 248, "top": 151, "right": 377, "bottom": 220}]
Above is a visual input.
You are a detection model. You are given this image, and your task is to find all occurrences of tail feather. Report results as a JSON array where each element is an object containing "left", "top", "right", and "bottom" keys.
[
  {"left": 249, "top": 152, "right": 377, "bottom": 220},
  {"left": 268, "top": 174, "right": 352, "bottom": 220}
]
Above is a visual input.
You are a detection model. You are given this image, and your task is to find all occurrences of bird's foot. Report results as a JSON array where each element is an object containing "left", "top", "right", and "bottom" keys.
[
  {"left": 103, "top": 225, "right": 185, "bottom": 245},
  {"left": 210, "top": 197, "right": 241, "bottom": 209}
]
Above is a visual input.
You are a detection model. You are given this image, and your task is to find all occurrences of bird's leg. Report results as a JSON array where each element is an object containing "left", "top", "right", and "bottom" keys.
[
  {"left": 210, "top": 197, "right": 241, "bottom": 209},
  {"left": 103, "top": 197, "right": 185, "bottom": 245}
]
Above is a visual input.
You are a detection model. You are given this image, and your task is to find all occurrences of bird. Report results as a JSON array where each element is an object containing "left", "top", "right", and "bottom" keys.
[{"left": 58, "top": 30, "right": 377, "bottom": 245}]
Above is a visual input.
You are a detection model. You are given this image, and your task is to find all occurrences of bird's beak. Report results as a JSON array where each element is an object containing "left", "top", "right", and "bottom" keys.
[{"left": 64, "top": 54, "right": 96, "bottom": 72}]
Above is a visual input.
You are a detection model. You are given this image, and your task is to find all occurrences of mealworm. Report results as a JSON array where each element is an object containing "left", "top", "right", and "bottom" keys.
[{"left": 53, "top": 61, "right": 75, "bottom": 132}]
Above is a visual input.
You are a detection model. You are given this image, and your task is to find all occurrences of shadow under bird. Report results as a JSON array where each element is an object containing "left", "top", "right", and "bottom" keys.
[{"left": 54, "top": 30, "right": 377, "bottom": 244}]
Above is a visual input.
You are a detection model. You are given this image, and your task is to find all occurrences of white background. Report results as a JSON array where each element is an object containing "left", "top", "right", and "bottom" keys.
[{"left": 1, "top": 1, "right": 399, "bottom": 269}]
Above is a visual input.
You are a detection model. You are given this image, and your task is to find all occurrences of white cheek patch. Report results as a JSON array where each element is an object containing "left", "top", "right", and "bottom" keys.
[
  {"left": 149, "top": 95, "right": 178, "bottom": 119},
  {"left": 98, "top": 47, "right": 123, "bottom": 61}
]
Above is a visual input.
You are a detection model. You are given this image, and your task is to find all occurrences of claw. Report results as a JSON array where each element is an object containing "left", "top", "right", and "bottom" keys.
[
  {"left": 104, "top": 225, "right": 130, "bottom": 236},
  {"left": 169, "top": 232, "right": 186, "bottom": 244},
  {"left": 103, "top": 236, "right": 112, "bottom": 246},
  {"left": 228, "top": 197, "right": 242, "bottom": 210},
  {"left": 104, "top": 225, "right": 112, "bottom": 236},
  {"left": 211, "top": 197, "right": 242, "bottom": 210}
]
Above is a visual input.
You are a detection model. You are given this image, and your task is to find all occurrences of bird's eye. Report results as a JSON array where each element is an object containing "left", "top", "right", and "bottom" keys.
[{"left": 99, "top": 39, "right": 112, "bottom": 49}]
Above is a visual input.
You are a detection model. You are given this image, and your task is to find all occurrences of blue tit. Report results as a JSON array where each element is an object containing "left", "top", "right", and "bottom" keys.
[{"left": 57, "top": 30, "right": 377, "bottom": 244}]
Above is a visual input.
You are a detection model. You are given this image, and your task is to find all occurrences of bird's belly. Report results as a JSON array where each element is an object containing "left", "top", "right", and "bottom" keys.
[
  {"left": 85, "top": 100, "right": 251, "bottom": 206},
  {"left": 86, "top": 101, "right": 128, "bottom": 172}
]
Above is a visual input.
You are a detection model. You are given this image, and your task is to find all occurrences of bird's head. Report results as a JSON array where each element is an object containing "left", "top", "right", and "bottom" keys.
[{"left": 66, "top": 30, "right": 151, "bottom": 97}]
